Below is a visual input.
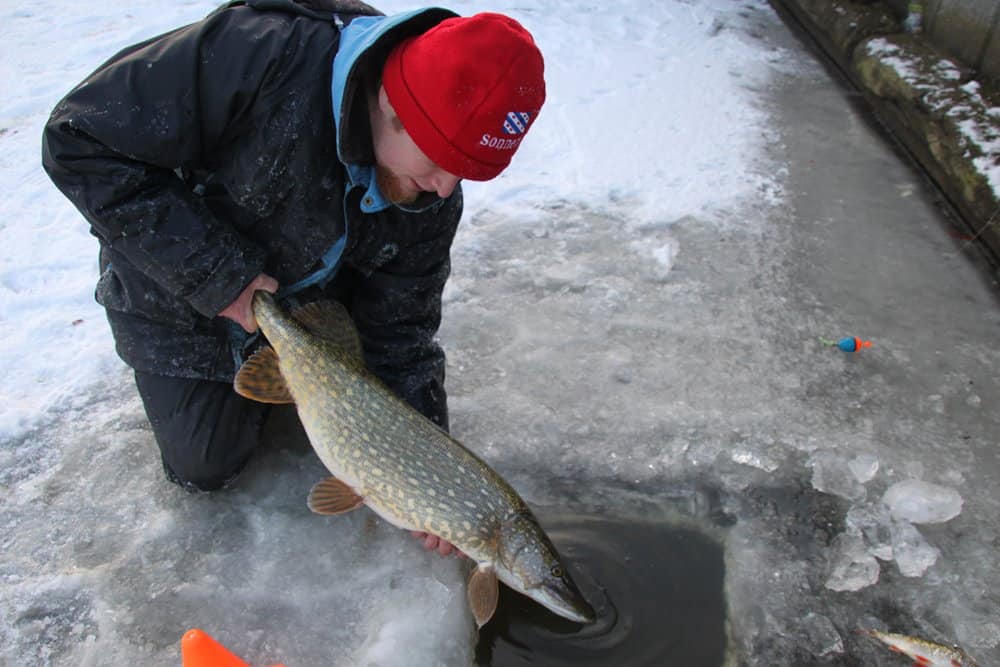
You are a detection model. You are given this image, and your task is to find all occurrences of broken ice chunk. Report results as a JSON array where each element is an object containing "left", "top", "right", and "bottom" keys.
[
  {"left": 809, "top": 451, "right": 867, "bottom": 501},
  {"left": 882, "top": 479, "right": 963, "bottom": 524},
  {"left": 730, "top": 447, "right": 779, "bottom": 472},
  {"left": 801, "top": 612, "right": 844, "bottom": 657},
  {"left": 848, "top": 454, "right": 879, "bottom": 483},
  {"left": 825, "top": 531, "right": 880, "bottom": 592},
  {"left": 889, "top": 519, "right": 940, "bottom": 577},
  {"left": 845, "top": 503, "right": 894, "bottom": 561}
]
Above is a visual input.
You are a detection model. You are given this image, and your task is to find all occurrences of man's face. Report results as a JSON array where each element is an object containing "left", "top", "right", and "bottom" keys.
[{"left": 373, "top": 89, "right": 461, "bottom": 205}]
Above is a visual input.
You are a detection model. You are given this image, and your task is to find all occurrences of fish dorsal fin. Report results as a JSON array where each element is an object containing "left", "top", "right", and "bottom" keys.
[
  {"left": 290, "top": 300, "right": 364, "bottom": 360},
  {"left": 467, "top": 565, "right": 499, "bottom": 628},
  {"left": 233, "top": 347, "right": 294, "bottom": 404},
  {"left": 308, "top": 476, "right": 365, "bottom": 515}
]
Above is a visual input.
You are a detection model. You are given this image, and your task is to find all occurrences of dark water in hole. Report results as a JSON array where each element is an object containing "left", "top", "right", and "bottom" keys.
[{"left": 475, "top": 516, "right": 727, "bottom": 666}]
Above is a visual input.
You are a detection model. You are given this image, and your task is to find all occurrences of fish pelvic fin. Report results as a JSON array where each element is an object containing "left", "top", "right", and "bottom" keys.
[
  {"left": 308, "top": 476, "right": 365, "bottom": 515},
  {"left": 233, "top": 347, "right": 294, "bottom": 404},
  {"left": 467, "top": 565, "right": 499, "bottom": 628},
  {"left": 290, "top": 300, "right": 364, "bottom": 361}
]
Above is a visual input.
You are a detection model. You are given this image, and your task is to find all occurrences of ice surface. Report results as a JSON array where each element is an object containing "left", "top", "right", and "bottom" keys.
[
  {"left": 1, "top": 395, "right": 474, "bottom": 667},
  {"left": 882, "top": 479, "right": 964, "bottom": 524},
  {"left": 4, "top": 0, "right": 1000, "bottom": 665}
]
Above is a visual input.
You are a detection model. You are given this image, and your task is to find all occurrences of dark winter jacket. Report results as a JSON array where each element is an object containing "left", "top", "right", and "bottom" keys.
[{"left": 41, "top": 0, "right": 461, "bottom": 428}]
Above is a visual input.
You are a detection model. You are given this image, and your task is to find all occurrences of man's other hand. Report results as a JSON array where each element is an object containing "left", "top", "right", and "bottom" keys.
[
  {"left": 411, "top": 530, "right": 466, "bottom": 558},
  {"left": 218, "top": 273, "right": 279, "bottom": 332}
]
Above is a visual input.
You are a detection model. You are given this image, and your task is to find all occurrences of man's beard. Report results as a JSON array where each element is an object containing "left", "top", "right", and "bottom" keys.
[{"left": 375, "top": 165, "right": 419, "bottom": 205}]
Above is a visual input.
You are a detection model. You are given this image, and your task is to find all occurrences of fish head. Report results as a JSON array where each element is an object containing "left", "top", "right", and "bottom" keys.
[{"left": 494, "top": 510, "right": 596, "bottom": 624}]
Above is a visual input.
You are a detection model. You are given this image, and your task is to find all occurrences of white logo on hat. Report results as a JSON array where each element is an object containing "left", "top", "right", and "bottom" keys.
[{"left": 502, "top": 111, "right": 532, "bottom": 135}]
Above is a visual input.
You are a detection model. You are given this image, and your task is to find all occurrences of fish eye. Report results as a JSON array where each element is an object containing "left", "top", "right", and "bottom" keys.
[{"left": 550, "top": 565, "right": 564, "bottom": 578}]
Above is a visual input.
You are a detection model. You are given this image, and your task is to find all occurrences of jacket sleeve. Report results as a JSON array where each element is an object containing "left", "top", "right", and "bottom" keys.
[
  {"left": 40, "top": 9, "right": 306, "bottom": 318},
  {"left": 346, "top": 192, "right": 463, "bottom": 431}
]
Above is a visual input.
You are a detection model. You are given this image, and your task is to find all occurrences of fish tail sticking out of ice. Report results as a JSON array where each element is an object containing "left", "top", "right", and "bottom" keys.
[{"left": 234, "top": 291, "right": 596, "bottom": 627}]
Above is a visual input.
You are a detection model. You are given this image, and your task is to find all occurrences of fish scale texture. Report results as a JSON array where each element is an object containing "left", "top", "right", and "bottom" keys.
[{"left": 254, "top": 295, "right": 527, "bottom": 559}]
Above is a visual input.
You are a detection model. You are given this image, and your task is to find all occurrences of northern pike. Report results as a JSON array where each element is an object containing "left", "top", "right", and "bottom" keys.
[
  {"left": 234, "top": 292, "right": 595, "bottom": 626},
  {"left": 860, "top": 629, "right": 980, "bottom": 666}
]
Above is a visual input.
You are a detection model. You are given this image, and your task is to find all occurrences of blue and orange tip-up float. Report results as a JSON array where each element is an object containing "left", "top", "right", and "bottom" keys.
[{"left": 819, "top": 336, "right": 872, "bottom": 353}]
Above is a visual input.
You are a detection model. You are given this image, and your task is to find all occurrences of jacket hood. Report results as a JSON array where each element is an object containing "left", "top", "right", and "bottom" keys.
[{"left": 332, "top": 7, "right": 458, "bottom": 166}]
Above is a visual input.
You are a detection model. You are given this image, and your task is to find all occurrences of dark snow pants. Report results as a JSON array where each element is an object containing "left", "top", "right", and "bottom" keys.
[{"left": 134, "top": 371, "right": 270, "bottom": 492}]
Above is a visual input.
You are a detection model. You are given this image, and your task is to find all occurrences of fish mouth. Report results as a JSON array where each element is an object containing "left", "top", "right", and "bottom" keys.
[{"left": 537, "top": 581, "right": 597, "bottom": 624}]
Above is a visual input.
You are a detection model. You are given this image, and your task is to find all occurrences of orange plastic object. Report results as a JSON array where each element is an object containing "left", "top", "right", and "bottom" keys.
[{"left": 181, "top": 628, "right": 285, "bottom": 667}]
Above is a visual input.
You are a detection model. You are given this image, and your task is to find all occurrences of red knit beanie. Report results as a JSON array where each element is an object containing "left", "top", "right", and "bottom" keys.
[{"left": 382, "top": 13, "right": 546, "bottom": 181}]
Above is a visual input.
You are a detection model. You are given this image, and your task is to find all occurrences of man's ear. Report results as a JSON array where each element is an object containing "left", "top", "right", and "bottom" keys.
[
  {"left": 377, "top": 85, "right": 405, "bottom": 132},
  {"left": 378, "top": 85, "right": 393, "bottom": 115}
]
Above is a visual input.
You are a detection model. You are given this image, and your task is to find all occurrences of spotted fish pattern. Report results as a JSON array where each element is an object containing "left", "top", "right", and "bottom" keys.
[{"left": 235, "top": 292, "right": 594, "bottom": 626}]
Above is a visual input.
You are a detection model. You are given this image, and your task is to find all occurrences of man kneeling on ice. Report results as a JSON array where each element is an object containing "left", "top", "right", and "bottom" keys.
[{"left": 41, "top": 0, "right": 545, "bottom": 558}]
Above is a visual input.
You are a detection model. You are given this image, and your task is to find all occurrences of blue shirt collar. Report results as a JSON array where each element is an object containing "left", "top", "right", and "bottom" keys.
[
  {"left": 346, "top": 163, "right": 390, "bottom": 213},
  {"left": 346, "top": 163, "right": 443, "bottom": 214}
]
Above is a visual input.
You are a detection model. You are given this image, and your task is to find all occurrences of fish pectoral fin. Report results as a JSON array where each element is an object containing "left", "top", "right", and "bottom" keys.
[
  {"left": 307, "top": 476, "right": 365, "bottom": 515},
  {"left": 289, "top": 300, "right": 364, "bottom": 361},
  {"left": 467, "top": 565, "right": 499, "bottom": 629},
  {"left": 233, "top": 347, "right": 294, "bottom": 404}
]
